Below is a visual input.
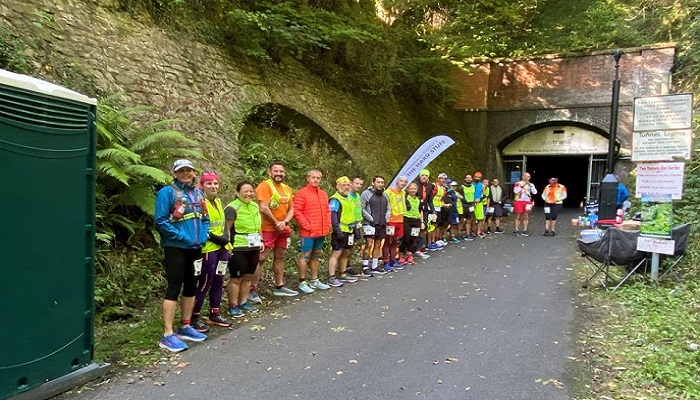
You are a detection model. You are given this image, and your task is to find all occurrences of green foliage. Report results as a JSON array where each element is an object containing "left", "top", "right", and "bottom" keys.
[
  {"left": 0, "top": 27, "right": 31, "bottom": 73},
  {"left": 584, "top": 280, "right": 700, "bottom": 399},
  {"left": 95, "top": 95, "right": 201, "bottom": 245}
]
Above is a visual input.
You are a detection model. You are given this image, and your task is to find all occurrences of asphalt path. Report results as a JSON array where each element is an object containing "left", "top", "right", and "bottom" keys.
[{"left": 71, "top": 211, "right": 584, "bottom": 400}]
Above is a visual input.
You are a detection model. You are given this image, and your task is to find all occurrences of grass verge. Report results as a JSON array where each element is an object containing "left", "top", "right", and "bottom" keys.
[{"left": 574, "top": 263, "right": 700, "bottom": 399}]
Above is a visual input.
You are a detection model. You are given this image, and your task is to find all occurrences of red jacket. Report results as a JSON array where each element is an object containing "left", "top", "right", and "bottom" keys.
[{"left": 293, "top": 184, "right": 331, "bottom": 237}]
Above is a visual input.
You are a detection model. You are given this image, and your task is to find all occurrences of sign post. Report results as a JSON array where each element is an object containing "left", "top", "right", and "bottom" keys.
[{"left": 631, "top": 93, "right": 693, "bottom": 280}]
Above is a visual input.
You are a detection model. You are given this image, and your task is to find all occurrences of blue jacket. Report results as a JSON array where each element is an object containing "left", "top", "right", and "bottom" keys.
[
  {"left": 155, "top": 181, "right": 210, "bottom": 249},
  {"left": 616, "top": 183, "right": 630, "bottom": 207}
]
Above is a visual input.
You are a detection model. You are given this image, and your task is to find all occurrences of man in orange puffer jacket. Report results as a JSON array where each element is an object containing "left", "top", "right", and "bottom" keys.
[{"left": 293, "top": 169, "right": 332, "bottom": 294}]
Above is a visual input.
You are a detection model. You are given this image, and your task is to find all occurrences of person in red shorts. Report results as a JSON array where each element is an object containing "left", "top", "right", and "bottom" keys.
[
  {"left": 513, "top": 172, "right": 537, "bottom": 236},
  {"left": 253, "top": 162, "right": 298, "bottom": 298}
]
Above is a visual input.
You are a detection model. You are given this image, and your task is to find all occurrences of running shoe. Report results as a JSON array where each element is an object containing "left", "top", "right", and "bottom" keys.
[
  {"left": 298, "top": 281, "right": 315, "bottom": 294},
  {"left": 495, "top": 227, "right": 504, "bottom": 234},
  {"left": 384, "top": 263, "right": 394, "bottom": 273},
  {"left": 191, "top": 317, "right": 210, "bottom": 333},
  {"left": 371, "top": 267, "right": 387, "bottom": 275},
  {"left": 228, "top": 306, "right": 244, "bottom": 318},
  {"left": 208, "top": 313, "right": 231, "bottom": 327},
  {"left": 398, "top": 257, "right": 407, "bottom": 265},
  {"left": 549, "top": 231, "right": 556, "bottom": 236},
  {"left": 248, "top": 290, "right": 263, "bottom": 304},
  {"left": 361, "top": 268, "right": 373, "bottom": 278},
  {"left": 406, "top": 255, "right": 416, "bottom": 265},
  {"left": 415, "top": 251, "right": 430, "bottom": 259},
  {"left": 328, "top": 276, "right": 344, "bottom": 287},
  {"left": 426, "top": 243, "right": 438, "bottom": 251},
  {"left": 450, "top": 237, "right": 461, "bottom": 243},
  {"left": 177, "top": 325, "right": 207, "bottom": 342},
  {"left": 543, "top": 231, "right": 550, "bottom": 236},
  {"left": 436, "top": 240, "right": 446, "bottom": 247},
  {"left": 340, "top": 274, "right": 359, "bottom": 283},
  {"left": 512, "top": 231, "right": 519, "bottom": 236},
  {"left": 345, "top": 268, "right": 361, "bottom": 277},
  {"left": 392, "top": 261, "right": 405, "bottom": 270},
  {"left": 486, "top": 228, "right": 492, "bottom": 235},
  {"left": 239, "top": 302, "right": 259, "bottom": 313},
  {"left": 159, "top": 334, "right": 188, "bottom": 352},
  {"left": 310, "top": 279, "right": 331, "bottom": 290},
  {"left": 521, "top": 230, "right": 531, "bottom": 236},
  {"left": 464, "top": 235, "right": 476, "bottom": 241},
  {"left": 273, "top": 286, "right": 299, "bottom": 297}
]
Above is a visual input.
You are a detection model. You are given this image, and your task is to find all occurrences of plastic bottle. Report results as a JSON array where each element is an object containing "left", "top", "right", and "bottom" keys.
[
  {"left": 615, "top": 208, "right": 624, "bottom": 224},
  {"left": 589, "top": 213, "right": 598, "bottom": 228},
  {"left": 172, "top": 195, "right": 187, "bottom": 219}
]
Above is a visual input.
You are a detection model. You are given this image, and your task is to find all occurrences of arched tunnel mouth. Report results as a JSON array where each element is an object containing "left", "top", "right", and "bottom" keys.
[{"left": 239, "top": 103, "right": 364, "bottom": 190}]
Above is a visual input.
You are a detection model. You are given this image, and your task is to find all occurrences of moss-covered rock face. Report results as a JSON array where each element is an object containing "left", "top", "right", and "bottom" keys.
[{"left": 0, "top": 0, "right": 477, "bottom": 190}]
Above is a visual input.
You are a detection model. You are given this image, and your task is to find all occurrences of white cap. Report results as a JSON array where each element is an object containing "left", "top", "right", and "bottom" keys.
[{"left": 172, "top": 159, "right": 195, "bottom": 172}]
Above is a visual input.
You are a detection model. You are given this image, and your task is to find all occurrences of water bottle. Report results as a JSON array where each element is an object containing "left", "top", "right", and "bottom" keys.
[
  {"left": 172, "top": 195, "right": 187, "bottom": 219},
  {"left": 590, "top": 213, "right": 598, "bottom": 228},
  {"left": 615, "top": 208, "right": 624, "bottom": 224}
]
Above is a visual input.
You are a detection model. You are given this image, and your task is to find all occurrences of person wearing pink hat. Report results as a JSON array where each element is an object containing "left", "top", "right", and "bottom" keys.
[{"left": 191, "top": 172, "right": 232, "bottom": 332}]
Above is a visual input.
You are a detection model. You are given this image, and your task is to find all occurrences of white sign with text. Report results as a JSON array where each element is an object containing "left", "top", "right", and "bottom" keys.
[
  {"left": 633, "top": 93, "right": 693, "bottom": 131},
  {"left": 635, "top": 162, "right": 685, "bottom": 200},
  {"left": 632, "top": 129, "right": 692, "bottom": 161},
  {"left": 637, "top": 236, "right": 675, "bottom": 255}
]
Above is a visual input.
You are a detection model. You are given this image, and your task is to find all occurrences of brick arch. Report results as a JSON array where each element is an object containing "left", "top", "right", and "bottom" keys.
[{"left": 497, "top": 119, "right": 611, "bottom": 151}]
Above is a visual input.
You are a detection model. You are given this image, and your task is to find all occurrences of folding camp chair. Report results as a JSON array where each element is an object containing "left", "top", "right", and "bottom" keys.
[
  {"left": 658, "top": 223, "right": 692, "bottom": 281},
  {"left": 578, "top": 228, "right": 648, "bottom": 291}
]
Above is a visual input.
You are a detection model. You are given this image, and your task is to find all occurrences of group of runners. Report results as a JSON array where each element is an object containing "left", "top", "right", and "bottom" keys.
[{"left": 153, "top": 159, "right": 567, "bottom": 352}]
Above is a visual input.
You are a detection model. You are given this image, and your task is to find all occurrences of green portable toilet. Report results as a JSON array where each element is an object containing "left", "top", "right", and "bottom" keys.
[{"left": 0, "top": 69, "right": 106, "bottom": 399}]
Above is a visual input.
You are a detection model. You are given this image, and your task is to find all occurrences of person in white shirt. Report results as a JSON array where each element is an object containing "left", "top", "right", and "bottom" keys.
[{"left": 512, "top": 172, "right": 537, "bottom": 236}]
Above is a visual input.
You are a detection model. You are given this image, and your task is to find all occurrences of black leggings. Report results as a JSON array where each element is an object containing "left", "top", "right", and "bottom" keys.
[
  {"left": 400, "top": 217, "right": 422, "bottom": 253},
  {"left": 163, "top": 247, "right": 202, "bottom": 301}
]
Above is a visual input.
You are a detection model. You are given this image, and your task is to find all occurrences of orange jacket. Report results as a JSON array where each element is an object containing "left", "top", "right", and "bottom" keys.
[{"left": 293, "top": 184, "right": 332, "bottom": 237}]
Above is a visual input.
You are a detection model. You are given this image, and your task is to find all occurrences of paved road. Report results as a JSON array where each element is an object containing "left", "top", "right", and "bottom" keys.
[{"left": 72, "top": 211, "right": 584, "bottom": 400}]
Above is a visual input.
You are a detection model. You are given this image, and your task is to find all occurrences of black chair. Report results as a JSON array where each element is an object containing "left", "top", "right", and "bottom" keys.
[
  {"left": 658, "top": 223, "right": 692, "bottom": 281},
  {"left": 578, "top": 228, "right": 649, "bottom": 291}
]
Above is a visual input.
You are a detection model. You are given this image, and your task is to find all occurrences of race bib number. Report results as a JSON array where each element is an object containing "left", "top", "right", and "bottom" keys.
[
  {"left": 193, "top": 258, "right": 203, "bottom": 276},
  {"left": 386, "top": 225, "right": 395, "bottom": 236},
  {"left": 363, "top": 225, "right": 376, "bottom": 235},
  {"left": 215, "top": 260, "right": 228, "bottom": 275},
  {"left": 468, "top": 206, "right": 475, "bottom": 212},
  {"left": 525, "top": 204, "right": 533, "bottom": 211},
  {"left": 410, "top": 227, "right": 420, "bottom": 237},
  {"left": 429, "top": 214, "right": 437, "bottom": 222},
  {"left": 347, "top": 234, "right": 354, "bottom": 246},
  {"left": 246, "top": 233, "right": 262, "bottom": 247},
  {"left": 487, "top": 207, "right": 495, "bottom": 214},
  {"left": 544, "top": 206, "right": 551, "bottom": 214},
  {"left": 434, "top": 206, "right": 441, "bottom": 212}
]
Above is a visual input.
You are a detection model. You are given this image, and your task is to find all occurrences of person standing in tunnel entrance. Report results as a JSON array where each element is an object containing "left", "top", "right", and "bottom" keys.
[
  {"left": 541, "top": 177, "right": 567, "bottom": 236},
  {"left": 513, "top": 172, "right": 537, "bottom": 236}
]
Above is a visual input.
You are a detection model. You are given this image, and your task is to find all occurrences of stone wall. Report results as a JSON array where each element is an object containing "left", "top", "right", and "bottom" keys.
[{"left": 0, "top": 0, "right": 476, "bottom": 184}]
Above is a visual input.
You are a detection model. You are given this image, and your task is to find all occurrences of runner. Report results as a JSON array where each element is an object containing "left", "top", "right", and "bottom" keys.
[
  {"left": 473, "top": 172, "right": 487, "bottom": 238},
  {"left": 293, "top": 170, "right": 332, "bottom": 293},
  {"left": 541, "top": 177, "right": 567, "bottom": 236},
  {"left": 513, "top": 172, "right": 537, "bottom": 236},
  {"left": 345, "top": 176, "right": 365, "bottom": 277},
  {"left": 360, "top": 176, "right": 391, "bottom": 276},
  {"left": 486, "top": 178, "right": 506, "bottom": 234},
  {"left": 154, "top": 159, "right": 209, "bottom": 352},
  {"left": 327, "top": 176, "right": 359, "bottom": 286},
  {"left": 413, "top": 170, "right": 434, "bottom": 259},
  {"left": 447, "top": 180, "right": 462, "bottom": 242},
  {"left": 191, "top": 172, "right": 232, "bottom": 332},
  {"left": 383, "top": 176, "right": 407, "bottom": 271},
  {"left": 254, "top": 162, "right": 297, "bottom": 299},
  {"left": 460, "top": 174, "right": 476, "bottom": 241},
  {"left": 399, "top": 182, "right": 424, "bottom": 264},
  {"left": 224, "top": 181, "right": 263, "bottom": 318},
  {"left": 427, "top": 173, "right": 449, "bottom": 250}
]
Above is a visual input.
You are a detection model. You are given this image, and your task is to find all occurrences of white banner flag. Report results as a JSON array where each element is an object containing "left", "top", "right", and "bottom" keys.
[{"left": 389, "top": 135, "right": 456, "bottom": 187}]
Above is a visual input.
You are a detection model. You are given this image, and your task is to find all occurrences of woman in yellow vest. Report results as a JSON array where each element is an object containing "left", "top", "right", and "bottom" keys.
[
  {"left": 399, "top": 182, "right": 424, "bottom": 264},
  {"left": 224, "top": 181, "right": 264, "bottom": 318},
  {"left": 191, "top": 173, "right": 232, "bottom": 332},
  {"left": 383, "top": 176, "right": 408, "bottom": 271}
]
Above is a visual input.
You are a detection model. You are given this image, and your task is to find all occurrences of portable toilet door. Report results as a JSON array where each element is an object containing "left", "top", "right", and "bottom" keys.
[{"left": 0, "top": 69, "right": 105, "bottom": 399}]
